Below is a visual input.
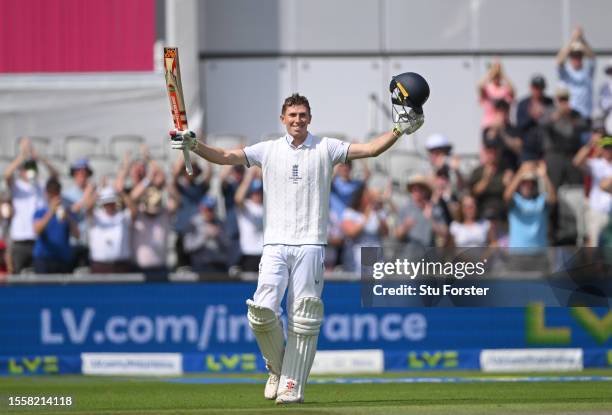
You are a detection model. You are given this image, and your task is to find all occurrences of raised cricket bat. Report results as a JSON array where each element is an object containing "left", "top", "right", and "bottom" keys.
[{"left": 164, "top": 47, "right": 193, "bottom": 175}]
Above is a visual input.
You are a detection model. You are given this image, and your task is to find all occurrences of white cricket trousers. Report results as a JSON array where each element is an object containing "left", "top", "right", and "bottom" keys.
[{"left": 252, "top": 244, "right": 325, "bottom": 315}]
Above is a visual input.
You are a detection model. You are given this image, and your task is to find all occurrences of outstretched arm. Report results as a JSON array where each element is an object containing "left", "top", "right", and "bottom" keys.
[
  {"left": 348, "top": 109, "right": 424, "bottom": 160},
  {"left": 170, "top": 130, "right": 246, "bottom": 166}
]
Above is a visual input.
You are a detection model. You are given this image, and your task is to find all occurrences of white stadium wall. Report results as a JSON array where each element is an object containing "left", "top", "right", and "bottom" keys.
[{"left": 198, "top": 0, "right": 612, "bottom": 154}]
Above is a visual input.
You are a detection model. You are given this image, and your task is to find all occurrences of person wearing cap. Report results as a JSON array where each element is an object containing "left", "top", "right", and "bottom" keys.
[
  {"left": 395, "top": 174, "right": 448, "bottom": 256},
  {"left": 541, "top": 87, "right": 589, "bottom": 189},
  {"left": 84, "top": 186, "right": 137, "bottom": 273},
  {"left": 183, "top": 195, "right": 229, "bottom": 273},
  {"left": 556, "top": 26, "right": 595, "bottom": 120},
  {"left": 3, "top": 137, "right": 58, "bottom": 274},
  {"left": 130, "top": 163, "right": 177, "bottom": 279},
  {"left": 234, "top": 167, "right": 264, "bottom": 273},
  {"left": 32, "top": 178, "right": 79, "bottom": 273},
  {"left": 478, "top": 59, "right": 515, "bottom": 129},
  {"left": 63, "top": 158, "right": 95, "bottom": 268},
  {"left": 425, "top": 134, "right": 465, "bottom": 192},
  {"left": 517, "top": 75, "right": 554, "bottom": 130},
  {"left": 503, "top": 161, "right": 556, "bottom": 249},
  {"left": 573, "top": 135, "right": 612, "bottom": 246}
]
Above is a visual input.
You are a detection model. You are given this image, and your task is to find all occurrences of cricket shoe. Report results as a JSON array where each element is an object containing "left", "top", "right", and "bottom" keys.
[
  {"left": 275, "top": 379, "right": 303, "bottom": 404},
  {"left": 264, "top": 373, "right": 280, "bottom": 400}
]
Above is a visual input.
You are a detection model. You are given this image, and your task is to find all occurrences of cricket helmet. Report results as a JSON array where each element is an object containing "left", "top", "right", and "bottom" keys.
[{"left": 389, "top": 72, "right": 430, "bottom": 114}]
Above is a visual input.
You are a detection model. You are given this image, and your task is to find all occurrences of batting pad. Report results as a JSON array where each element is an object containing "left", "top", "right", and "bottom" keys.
[
  {"left": 278, "top": 297, "right": 324, "bottom": 400},
  {"left": 246, "top": 300, "right": 285, "bottom": 375}
]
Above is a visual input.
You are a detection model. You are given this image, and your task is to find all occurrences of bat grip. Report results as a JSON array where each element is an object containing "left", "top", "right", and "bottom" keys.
[{"left": 183, "top": 148, "right": 193, "bottom": 175}]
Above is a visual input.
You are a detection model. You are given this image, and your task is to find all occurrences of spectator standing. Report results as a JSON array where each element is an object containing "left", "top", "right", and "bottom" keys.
[
  {"left": 330, "top": 160, "right": 370, "bottom": 219},
  {"left": 543, "top": 88, "right": 589, "bottom": 188},
  {"left": 183, "top": 196, "right": 229, "bottom": 273},
  {"left": 573, "top": 135, "right": 612, "bottom": 246},
  {"left": 478, "top": 59, "right": 515, "bottom": 129},
  {"left": 220, "top": 164, "right": 246, "bottom": 269},
  {"left": 0, "top": 192, "right": 11, "bottom": 275},
  {"left": 431, "top": 165, "right": 459, "bottom": 229},
  {"left": 86, "top": 187, "right": 137, "bottom": 273},
  {"left": 599, "top": 59, "right": 612, "bottom": 131},
  {"left": 469, "top": 142, "right": 512, "bottom": 220},
  {"left": 517, "top": 75, "right": 554, "bottom": 133},
  {"left": 116, "top": 146, "right": 149, "bottom": 195},
  {"left": 33, "top": 178, "right": 78, "bottom": 273},
  {"left": 449, "top": 194, "right": 492, "bottom": 247},
  {"left": 171, "top": 155, "right": 211, "bottom": 267},
  {"left": 557, "top": 26, "right": 596, "bottom": 121},
  {"left": 425, "top": 134, "right": 465, "bottom": 192},
  {"left": 131, "top": 163, "right": 177, "bottom": 278},
  {"left": 503, "top": 162, "right": 556, "bottom": 249},
  {"left": 516, "top": 75, "right": 555, "bottom": 162},
  {"left": 3, "top": 138, "right": 57, "bottom": 273},
  {"left": 395, "top": 175, "right": 447, "bottom": 257},
  {"left": 234, "top": 168, "right": 264, "bottom": 272},
  {"left": 341, "top": 185, "right": 389, "bottom": 273},
  {"left": 483, "top": 99, "right": 522, "bottom": 171},
  {"left": 63, "top": 158, "right": 95, "bottom": 267}
]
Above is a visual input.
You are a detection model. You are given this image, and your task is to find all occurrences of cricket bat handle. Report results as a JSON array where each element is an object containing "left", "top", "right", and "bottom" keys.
[{"left": 183, "top": 148, "right": 193, "bottom": 175}]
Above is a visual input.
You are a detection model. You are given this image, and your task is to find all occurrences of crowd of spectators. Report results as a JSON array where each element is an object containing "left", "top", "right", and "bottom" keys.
[{"left": 1, "top": 26, "right": 612, "bottom": 278}]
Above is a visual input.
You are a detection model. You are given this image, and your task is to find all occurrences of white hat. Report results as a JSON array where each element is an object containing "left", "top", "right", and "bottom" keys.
[
  {"left": 98, "top": 187, "right": 118, "bottom": 205},
  {"left": 425, "top": 134, "right": 452, "bottom": 151}
]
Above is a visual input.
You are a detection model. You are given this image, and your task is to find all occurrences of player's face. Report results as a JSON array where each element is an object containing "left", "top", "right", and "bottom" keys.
[{"left": 281, "top": 105, "right": 311, "bottom": 138}]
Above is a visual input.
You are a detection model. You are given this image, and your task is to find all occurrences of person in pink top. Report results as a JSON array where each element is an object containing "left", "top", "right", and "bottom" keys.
[{"left": 478, "top": 60, "right": 515, "bottom": 129}]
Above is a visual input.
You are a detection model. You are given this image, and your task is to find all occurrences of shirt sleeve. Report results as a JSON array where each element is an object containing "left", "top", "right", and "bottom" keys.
[
  {"left": 33, "top": 208, "right": 46, "bottom": 220},
  {"left": 326, "top": 138, "right": 350, "bottom": 165},
  {"left": 586, "top": 58, "right": 595, "bottom": 77},
  {"left": 243, "top": 141, "right": 270, "bottom": 168},
  {"left": 558, "top": 62, "right": 569, "bottom": 81}
]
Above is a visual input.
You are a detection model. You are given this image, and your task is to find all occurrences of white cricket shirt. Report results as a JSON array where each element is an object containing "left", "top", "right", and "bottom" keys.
[
  {"left": 10, "top": 178, "right": 45, "bottom": 241},
  {"left": 244, "top": 133, "right": 349, "bottom": 245},
  {"left": 88, "top": 208, "right": 132, "bottom": 262}
]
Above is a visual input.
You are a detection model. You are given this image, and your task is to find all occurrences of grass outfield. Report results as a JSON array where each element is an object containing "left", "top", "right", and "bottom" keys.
[{"left": 1, "top": 370, "right": 612, "bottom": 415}]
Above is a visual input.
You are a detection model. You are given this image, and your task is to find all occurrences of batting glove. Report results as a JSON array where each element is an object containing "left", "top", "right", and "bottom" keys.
[
  {"left": 393, "top": 109, "right": 425, "bottom": 137},
  {"left": 170, "top": 129, "right": 198, "bottom": 151}
]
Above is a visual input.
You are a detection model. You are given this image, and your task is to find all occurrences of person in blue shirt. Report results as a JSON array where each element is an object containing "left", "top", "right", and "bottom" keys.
[
  {"left": 556, "top": 26, "right": 596, "bottom": 122},
  {"left": 503, "top": 161, "right": 556, "bottom": 250},
  {"left": 330, "top": 159, "right": 370, "bottom": 219},
  {"left": 33, "top": 178, "right": 79, "bottom": 273}
]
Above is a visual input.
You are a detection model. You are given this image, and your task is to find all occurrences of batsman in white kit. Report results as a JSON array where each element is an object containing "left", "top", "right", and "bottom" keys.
[{"left": 170, "top": 72, "right": 429, "bottom": 404}]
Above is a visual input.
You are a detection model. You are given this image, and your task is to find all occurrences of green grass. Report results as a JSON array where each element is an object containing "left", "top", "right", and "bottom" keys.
[{"left": 1, "top": 370, "right": 612, "bottom": 414}]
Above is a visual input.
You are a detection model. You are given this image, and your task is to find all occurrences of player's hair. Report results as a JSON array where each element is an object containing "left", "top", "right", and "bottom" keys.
[{"left": 281, "top": 93, "right": 311, "bottom": 115}]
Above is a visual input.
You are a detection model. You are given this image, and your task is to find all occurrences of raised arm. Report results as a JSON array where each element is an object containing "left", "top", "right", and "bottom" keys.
[
  {"left": 170, "top": 130, "right": 246, "bottom": 166},
  {"left": 4, "top": 138, "right": 31, "bottom": 186},
  {"left": 234, "top": 167, "right": 255, "bottom": 208},
  {"left": 573, "top": 135, "right": 597, "bottom": 169},
  {"left": 503, "top": 167, "right": 524, "bottom": 203},
  {"left": 348, "top": 109, "right": 424, "bottom": 160},
  {"left": 32, "top": 148, "right": 58, "bottom": 179},
  {"left": 537, "top": 161, "right": 557, "bottom": 205}
]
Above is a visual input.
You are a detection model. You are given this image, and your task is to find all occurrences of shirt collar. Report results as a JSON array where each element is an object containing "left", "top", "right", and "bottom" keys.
[{"left": 285, "top": 132, "right": 314, "bottom": 149}]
